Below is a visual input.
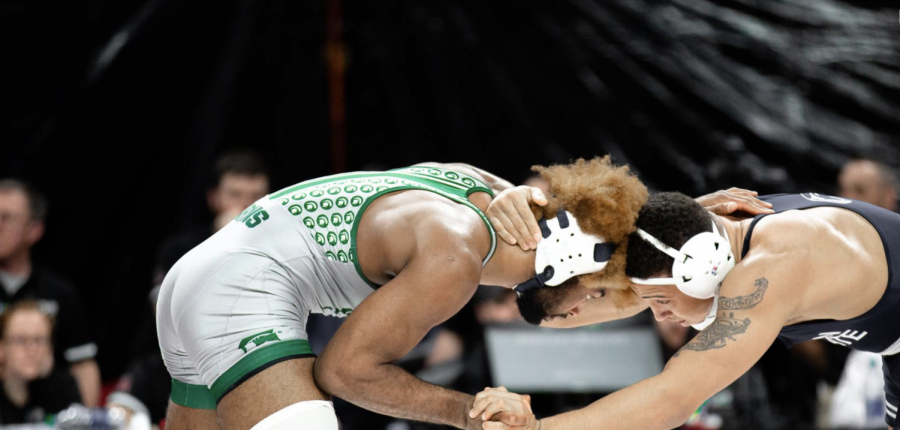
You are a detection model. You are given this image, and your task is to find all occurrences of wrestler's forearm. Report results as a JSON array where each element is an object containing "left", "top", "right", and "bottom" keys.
[
  {"left": 322, "top": 361, "right": 471, "bottom": 428},
  {"left": 540, "top": 374, "right": 693, "bottom": 430}
]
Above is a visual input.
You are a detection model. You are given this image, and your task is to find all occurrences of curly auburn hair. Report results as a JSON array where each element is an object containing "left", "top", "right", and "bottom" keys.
[{"left": 532, "top": 156, "right": 648, "bottom": 308}]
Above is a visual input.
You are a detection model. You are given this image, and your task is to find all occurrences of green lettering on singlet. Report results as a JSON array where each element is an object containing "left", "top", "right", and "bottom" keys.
[{"left": 235, "top": 205, "right": 270, "bottom": 229}]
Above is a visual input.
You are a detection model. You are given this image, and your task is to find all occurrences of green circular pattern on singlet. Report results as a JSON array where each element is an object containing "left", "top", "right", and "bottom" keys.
[{"left": 267, "top": 166, "right": 497, "bottom": 288}]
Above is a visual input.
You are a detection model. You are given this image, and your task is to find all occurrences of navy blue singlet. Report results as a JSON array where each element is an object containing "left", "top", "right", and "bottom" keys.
[
  {"left": 741, "top": 193, "right": 900, "bottom": 426},
  {"left": 741, "top": 193, "right": 900, "bottom": 353}
]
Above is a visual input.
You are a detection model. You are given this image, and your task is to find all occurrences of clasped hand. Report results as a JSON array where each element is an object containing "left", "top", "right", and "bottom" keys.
[{"left": 468, "top": 387, "right": 540, "bottom": 430}]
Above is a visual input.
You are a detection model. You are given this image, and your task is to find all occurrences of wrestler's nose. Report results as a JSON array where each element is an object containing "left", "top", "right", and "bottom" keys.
[{"left": 649, "top": 302, "right": 671, "bottom": 321}]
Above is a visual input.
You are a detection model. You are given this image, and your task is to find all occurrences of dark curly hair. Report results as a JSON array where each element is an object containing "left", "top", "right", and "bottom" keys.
[{"left": 625, "top": 192, "right": 712, "bottom": 280}]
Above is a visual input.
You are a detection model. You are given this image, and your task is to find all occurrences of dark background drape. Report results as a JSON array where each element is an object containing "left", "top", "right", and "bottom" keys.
[{"left": 1, "top": 0, "right": 897, "bottom": 377}]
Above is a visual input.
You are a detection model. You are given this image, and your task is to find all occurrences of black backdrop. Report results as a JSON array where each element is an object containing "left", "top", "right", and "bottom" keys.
[{"left": 2, "top": 0, "right": 898, "bottom": 377}]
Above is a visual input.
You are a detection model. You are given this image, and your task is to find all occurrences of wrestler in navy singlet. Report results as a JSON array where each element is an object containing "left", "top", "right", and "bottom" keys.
[{"left": 741, "top": 193, "right": 900, "bottom": 425}]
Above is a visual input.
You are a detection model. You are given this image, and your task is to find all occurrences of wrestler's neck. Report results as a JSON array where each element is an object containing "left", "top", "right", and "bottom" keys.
[
  {"left": 715, "top": 216, "right": 753, "bottom": 265},
  {"left": 479, "top": 241, "right": 536, "bottom": 289}
]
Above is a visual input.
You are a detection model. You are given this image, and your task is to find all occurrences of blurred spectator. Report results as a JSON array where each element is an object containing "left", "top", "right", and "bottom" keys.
[
  {"left": 153, "top": 149, "right": 270, "bottom": 285},
  {"left": 0, "top": 301, "right": 81, "bottom": 424},
  {"left": 0, "top": 180, "right": 100, "bottom": 406},
  {"left": 827, "top": 159, "right": 898, "bottom": 428},
  {"left": 838, "top": 160, "right": 898, "bottom": 212}
]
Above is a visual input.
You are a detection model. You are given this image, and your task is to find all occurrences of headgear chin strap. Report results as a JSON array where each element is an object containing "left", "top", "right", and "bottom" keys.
[
  {"left": 629, "top": 219, "right": 735, "bottom": 299},
  {"left": 514, "top": 210, "right": 616, "bottom": 296},
  {"left": 691, "top": 295, "right": 718, "bottom": 331}
]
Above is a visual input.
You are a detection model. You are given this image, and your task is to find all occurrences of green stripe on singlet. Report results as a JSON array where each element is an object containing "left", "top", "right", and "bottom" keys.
[{"left": 170, "top": 379, "right": 217, "bottom": 410}]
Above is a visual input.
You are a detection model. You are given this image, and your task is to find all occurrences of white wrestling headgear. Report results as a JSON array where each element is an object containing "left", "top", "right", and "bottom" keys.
[
  {"left": 514, "top": 210, "right": 616, "bottom": 295},
  {"left": 629, "top": 219, "right": 734, "bottom": 300}
]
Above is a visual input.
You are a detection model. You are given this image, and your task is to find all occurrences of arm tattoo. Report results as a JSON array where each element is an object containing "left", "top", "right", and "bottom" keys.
[
  {"left": 718, "top": 278, "right": 768, "bottom": 310},
  {"left": 674, "top": 278, "right": 768, "bottom": 357}
]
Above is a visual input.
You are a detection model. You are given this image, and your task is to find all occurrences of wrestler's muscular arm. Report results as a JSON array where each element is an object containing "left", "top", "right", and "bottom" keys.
[
  {"left": 315, "top": 206, "right": 489, "bottom": 429},
  {"left": 475, "top": 259, "right": 802, "bottom": 430}
]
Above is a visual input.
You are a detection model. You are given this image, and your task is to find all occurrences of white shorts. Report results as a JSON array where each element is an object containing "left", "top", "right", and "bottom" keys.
[{"left": 157, "top": 223, "right": 317, "bottom": 408}]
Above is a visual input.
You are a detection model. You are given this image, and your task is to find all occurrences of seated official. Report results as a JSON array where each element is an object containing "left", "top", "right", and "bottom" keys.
[{"left": 0, "top": 301, "right": 81, "bottom": 425}]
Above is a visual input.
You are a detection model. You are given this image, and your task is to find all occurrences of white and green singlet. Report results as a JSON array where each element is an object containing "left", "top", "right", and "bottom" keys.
[
  {"left": 157, "top": 165, "right": 497, "bottom": 409},
  {"left": 267, "top": 165, "right": 497, "bottom": 293}
]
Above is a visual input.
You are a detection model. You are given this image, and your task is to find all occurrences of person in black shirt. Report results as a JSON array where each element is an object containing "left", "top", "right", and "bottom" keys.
[
  {"left": 0, "top": 179, "right": 100, "bottom": 406},
  {"left": 0, "top": 301, "right": 81, "bottom": 424}
]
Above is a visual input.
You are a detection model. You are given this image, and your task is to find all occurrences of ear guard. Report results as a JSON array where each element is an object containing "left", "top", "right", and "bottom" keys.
[
  {"left": 514, "top": 210, "right": 617, "bottom": 295},
  {"left": 629, "top": 220, "right": 734, "bottom": 299}
]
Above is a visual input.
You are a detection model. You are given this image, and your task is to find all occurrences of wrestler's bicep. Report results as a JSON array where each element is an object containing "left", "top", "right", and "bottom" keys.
[{"left": 325, "top": 237, "right": 483, "bottom": 365}]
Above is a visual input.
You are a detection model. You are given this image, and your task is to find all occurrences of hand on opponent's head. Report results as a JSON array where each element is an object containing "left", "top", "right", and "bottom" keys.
[
  {"left": 487, "top": 186, "right": 549, "bottom": 251},
  {"left": 695, "top": 188, "right": 774, "bottom": 216}
]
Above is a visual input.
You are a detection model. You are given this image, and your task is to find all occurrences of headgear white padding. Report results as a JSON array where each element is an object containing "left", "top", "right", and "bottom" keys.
[
  {"left": 249, "top": 400, "right": 338, "bottom": 430},
  {"left": 515, "top": 210, "right": 616, "bottom": 295},
  {"left": 630, "top": 220, "right": 734, "bottom": 299}
]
